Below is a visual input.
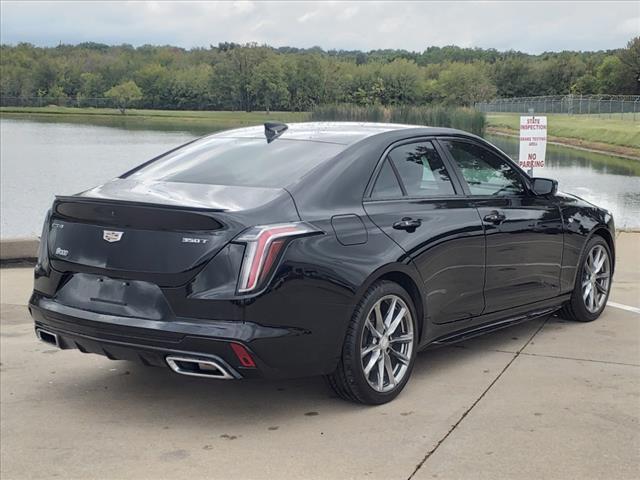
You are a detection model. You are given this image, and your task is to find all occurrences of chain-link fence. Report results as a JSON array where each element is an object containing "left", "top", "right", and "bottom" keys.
[
  {"left": 4, "top": 94, "right": 640, "bottom": 120},
  {"left": 475, "top": 95, "right": 640, "bottom": 120}
]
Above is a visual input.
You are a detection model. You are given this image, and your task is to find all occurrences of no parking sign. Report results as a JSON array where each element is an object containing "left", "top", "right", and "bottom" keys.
[{"left": 519, "top": 116, "right": 547, "bottom": 171}]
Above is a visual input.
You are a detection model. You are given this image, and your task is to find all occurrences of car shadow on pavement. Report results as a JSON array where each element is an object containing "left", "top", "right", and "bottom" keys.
[{"left": 55, "top": 318, "right": 549, "bottom": 426}]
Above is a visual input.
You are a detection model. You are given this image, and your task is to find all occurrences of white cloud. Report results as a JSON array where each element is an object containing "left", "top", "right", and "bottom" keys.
[
  {"left": 297, "top": 10, "right": 318, "bottom": 23},
  {"left": 0, "top": 1, "right": 636, "bottom": 53},
  {"left": 378, "top": 15, "right": 403, "bottom": 34},
  {"left": 338, "top": 6, "right": 359, "bottom": 21},
  {"left": 619, "top": 15, "right": 640, "bottom": 37},
  {"left": 233, "top": 1, "right": 256, "bottom": 14}
]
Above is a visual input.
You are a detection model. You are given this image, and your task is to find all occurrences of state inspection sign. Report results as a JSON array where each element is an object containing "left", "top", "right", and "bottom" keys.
[{"left": 519, "top": 116, "right": 547, "bottom": 169}]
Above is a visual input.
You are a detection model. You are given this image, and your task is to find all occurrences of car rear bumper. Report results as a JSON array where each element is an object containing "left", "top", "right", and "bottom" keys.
[{"left": 29, "top": 292, "right": 337, "bottom": 379}]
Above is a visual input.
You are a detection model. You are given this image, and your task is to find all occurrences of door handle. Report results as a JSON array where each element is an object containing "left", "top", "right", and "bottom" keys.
[
  {"left": 483, "top": 211, "right": 506, "bottom": 224},
  {"left": 393, "top": 217, "right": 422, "bottom": 231}
]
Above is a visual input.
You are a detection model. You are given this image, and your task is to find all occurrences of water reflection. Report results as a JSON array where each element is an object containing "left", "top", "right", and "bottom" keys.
[
  {"left": 1, "top": 118, "right": 196, "bottom": 238},
  {"left": 489, "top": 134, "right": 640, "bottom": 177},
  {"left": 1, "top": 112, "right": 215, "bottom": 135},
  {"left": 486, "top": 134, "right": 640, "bottom": 229},
  {"left": 0, "top": 118, "right": 638, "bottom": 240}
]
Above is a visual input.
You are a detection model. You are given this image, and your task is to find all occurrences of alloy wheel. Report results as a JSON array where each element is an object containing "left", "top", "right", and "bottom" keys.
[
  {"left": 360, "top": 294, "right": 414, "bottom": 393},
  {"left": 582, "top": 244, "right": 611, "bottom": 313}
]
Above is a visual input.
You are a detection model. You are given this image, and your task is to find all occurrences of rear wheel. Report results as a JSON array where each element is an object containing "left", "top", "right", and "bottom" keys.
[
  {"left": 326, "top": 280, "right": 418, "bottom": 404},
  {"left": 560, "top": 236, "right": 612, "bottom": 322}
]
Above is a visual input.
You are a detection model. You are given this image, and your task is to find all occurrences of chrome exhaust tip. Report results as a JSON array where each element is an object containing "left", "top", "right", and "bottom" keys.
[
  {"left": 35, "top": 328, "right": 59, "bottom": 348},
  {"left": 165, "top": 356, "right": 235, "bottom": 380}
]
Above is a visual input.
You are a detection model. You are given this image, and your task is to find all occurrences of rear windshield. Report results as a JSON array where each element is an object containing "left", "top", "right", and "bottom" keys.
[{"left": 125, "top": 137, "right": 345, "bottom": 188}]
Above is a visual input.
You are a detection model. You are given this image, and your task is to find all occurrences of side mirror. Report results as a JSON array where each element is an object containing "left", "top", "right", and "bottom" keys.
[{"left": 532, "top": 177, "right": 558, "bottom": 196}]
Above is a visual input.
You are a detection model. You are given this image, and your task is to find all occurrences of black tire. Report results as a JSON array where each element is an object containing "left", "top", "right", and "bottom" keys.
[
  {"left": 326, "top": 280, "right": 418, "bottom": 405},
  {"left": 559, "top": 235, "right": 612, "bottom": 322}
]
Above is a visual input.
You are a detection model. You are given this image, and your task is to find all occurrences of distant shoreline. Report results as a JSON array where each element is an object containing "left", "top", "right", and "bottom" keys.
[
  {"left": 3, "top": 107, "right": 638, "bottom": 160},
  {"left": 485, "top": 113, "right": 639, "bottom": 161},
  {"left": 0, "top": 107, "right": 310, "bottom": 136},
  {"left": 486, "top": 128, "right": 640, "bottom": 161}
]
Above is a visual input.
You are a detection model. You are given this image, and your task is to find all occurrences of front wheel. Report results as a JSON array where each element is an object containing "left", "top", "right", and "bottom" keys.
[
  {"left": 560, "top": 236, "right": 612, "bottom": 322},
  {"left": 326, "top": 280, "right": 418, "bottom": 404}
]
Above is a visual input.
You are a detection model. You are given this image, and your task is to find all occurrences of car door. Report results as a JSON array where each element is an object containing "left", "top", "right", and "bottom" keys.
[
  {"left": 438, "top": 138, "right": 563, "bottom": 313},
  {"left": 363, "top": 138, "right": 486, "bottom": 325}
]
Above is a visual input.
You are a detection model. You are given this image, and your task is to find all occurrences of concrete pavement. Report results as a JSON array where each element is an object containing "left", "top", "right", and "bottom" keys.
[{"left": 1, "top": 233, "right": 638, "bottom": 480}]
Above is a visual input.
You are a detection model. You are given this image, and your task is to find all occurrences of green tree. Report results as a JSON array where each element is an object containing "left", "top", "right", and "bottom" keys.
[
  {"left": 617, "top": 37, "right": 640, "bottom": 94},
  {"left": 134, "top": 63, "right": 170, "bottom": 108},
  {"left": 321, "top": 59, "right": 353, "bottom": 104},
  {"left": 78, "top": 72, "right": 105, "bottom": 104},
  {"left": 56, "top": 58, "right": 83, "bottom": 98},
  {"left": 284, "top": 54, "right": 326, "bottom": 110},
  {"left": 596, "top": 56, "right": 634, "bottom": 93},
  {"left": 435, "top": 63, "right": 497, "bottom": 106},
  {"left": 169, "top": 64, "right": 214, "bottom": 110},
  {"left": 491, "top": 58, "right": 533, "bottom": 97},
  {"left": 104, "top": 80, "right": 143, "bottom": 113},
  {"left": 249, "top": 56, "right": 288, "bottom": 112},
  {"left": 32, "top": 58, "right": 59, "bottom": 95},
  {"left": 534, "top": 55, "right": 586, "bottom": 95},
  {"left": 1, "top": 38, "right": 638, "bottom": 110},
  {"left": 344, "top": 63, "right": 379, "bottom": 105},
  {"left": 47, "top": 84, "right": 67, "bottom": 104},
  {"left": 379, "top": 59, "right": 422, "bottom": 104},
  {"left": 571, "top": 74, "right": 599, "bottom": 94},
  {"left": 213, "top": 45, "right": 268, "bottom": 111}
]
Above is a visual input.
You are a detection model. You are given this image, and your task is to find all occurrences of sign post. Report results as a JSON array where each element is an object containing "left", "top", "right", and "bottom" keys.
[{"left": 518, "top": 115, "right": 547, "bottom": 176}]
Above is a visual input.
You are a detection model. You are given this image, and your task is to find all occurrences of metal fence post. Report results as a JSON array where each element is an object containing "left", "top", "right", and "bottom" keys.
[{"left": 579, "top": 94, "right": 582, "bottom": 114}]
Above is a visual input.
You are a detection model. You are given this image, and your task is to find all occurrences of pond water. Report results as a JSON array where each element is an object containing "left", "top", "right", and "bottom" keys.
[
  {"left": 487, "top": 134, "right": 640, "bottom": 230},
  {"left": 1, "top": 118, "right": 195, "bottom": 239},
  {"left": 1, "top": 117, "right": 638, "bottom": 239}
]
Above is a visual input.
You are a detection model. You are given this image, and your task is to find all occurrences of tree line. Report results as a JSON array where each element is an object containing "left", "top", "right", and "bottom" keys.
[{"left": 0, "top": 38, "right": 638, "bottom": 112}]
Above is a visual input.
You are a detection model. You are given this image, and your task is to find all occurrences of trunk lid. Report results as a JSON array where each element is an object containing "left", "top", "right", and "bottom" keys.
[{"left": 47, "top": 179, "right": 299, "bottom": 286}]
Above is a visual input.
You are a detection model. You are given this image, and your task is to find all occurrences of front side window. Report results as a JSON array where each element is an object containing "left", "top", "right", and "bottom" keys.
[
  {"left": 387, "top": 141, "right": 455, "bottom": 197},
  {"left": 441, "top": 140, "right": 525, "bottom": 196}
]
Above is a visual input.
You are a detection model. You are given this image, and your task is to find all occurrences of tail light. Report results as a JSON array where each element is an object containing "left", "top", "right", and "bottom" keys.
[
  {"left": 35, "top": 210, "right": 51, "bottom": 275},
  {"left": 234, "top": 222, "right": 319, "bottom": 293}
]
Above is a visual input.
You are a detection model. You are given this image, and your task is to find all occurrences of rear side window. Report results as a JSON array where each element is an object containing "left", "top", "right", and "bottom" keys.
[
  {"left": 371, "top": 160, "right": 403, "bottom": 199},
  {"left": 388, "top": 141, "right": 456, "bottom": 197},
  {"left": 126, "top": 137, "right": 345, "bottom": 188}
]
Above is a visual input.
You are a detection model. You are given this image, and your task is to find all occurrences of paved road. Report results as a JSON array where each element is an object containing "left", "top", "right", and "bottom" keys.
[{"left": 1, "top": 233, "right": 638, "bottom": 480}]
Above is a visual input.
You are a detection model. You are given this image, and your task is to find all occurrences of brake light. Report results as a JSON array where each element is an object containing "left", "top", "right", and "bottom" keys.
[
  {"left": 235, "top": 222, "right": 319, "bottom": 293},
  {"left": 35, "top": 210, "right": 51, "bottom": 275}
]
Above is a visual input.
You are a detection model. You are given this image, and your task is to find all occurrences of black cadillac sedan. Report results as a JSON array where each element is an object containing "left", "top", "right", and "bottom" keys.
[{"left": 30, "top": 122, "right": 615, "bottom": 404}]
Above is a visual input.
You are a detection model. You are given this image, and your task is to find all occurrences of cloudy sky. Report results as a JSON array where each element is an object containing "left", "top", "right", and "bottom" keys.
[{"left": 1, "top": 1, "right": 638, "bottom": 53}]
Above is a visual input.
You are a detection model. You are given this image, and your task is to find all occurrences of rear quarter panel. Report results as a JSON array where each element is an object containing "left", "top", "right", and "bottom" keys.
[{"left": 241, "top": 216, "right": 414, "bottom": 376}]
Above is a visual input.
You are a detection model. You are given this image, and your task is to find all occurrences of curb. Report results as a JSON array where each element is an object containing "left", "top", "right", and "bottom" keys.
[{"left": 1, "top": 238, "right": 39, "bottom": 262}]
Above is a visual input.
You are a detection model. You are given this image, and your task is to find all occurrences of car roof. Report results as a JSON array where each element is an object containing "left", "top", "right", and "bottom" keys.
[{"left": 211, "top": 122, "right": 470, "bottom": 146}]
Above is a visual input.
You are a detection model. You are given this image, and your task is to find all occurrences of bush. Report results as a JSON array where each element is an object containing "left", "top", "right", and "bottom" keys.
[{"left": 311, "top": 104, "right": 485, "bottom": 136}]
